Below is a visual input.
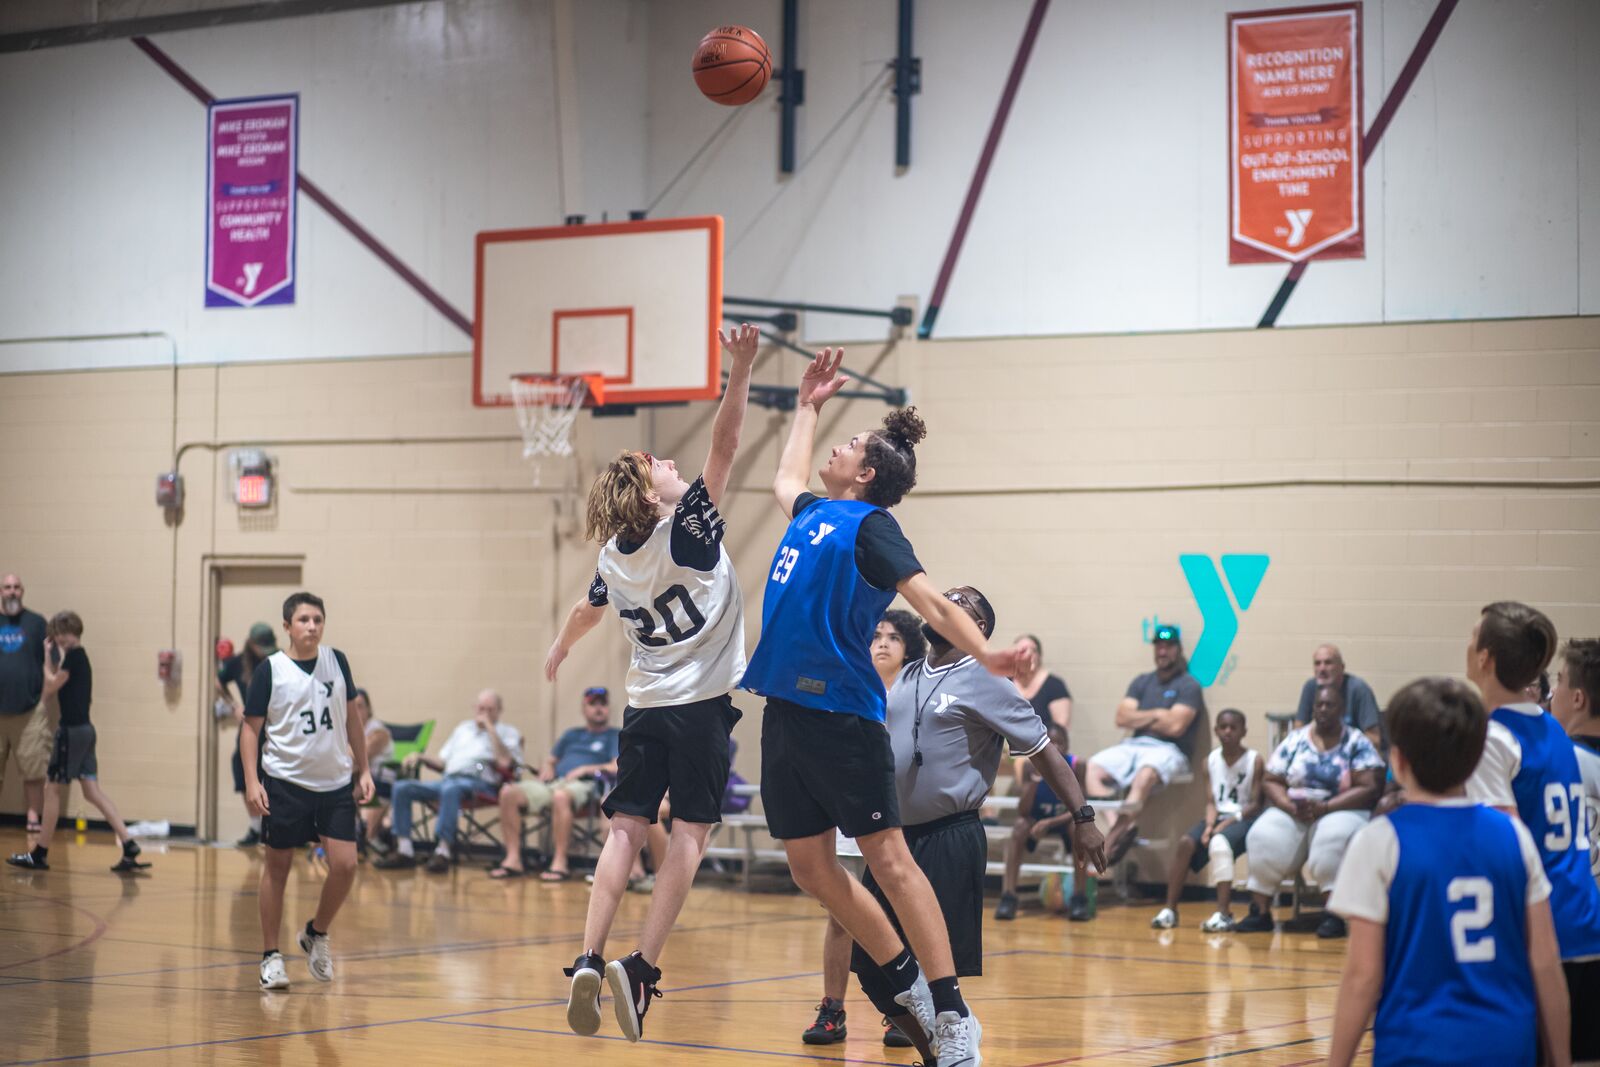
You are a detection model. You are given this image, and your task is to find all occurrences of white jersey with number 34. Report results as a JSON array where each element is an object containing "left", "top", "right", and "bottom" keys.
[{"left": 261, "top": 647, "right": 351, "bottom": 791}]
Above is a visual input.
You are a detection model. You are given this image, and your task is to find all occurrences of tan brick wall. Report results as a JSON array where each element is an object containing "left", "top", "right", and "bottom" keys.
[{"left": 2, "top": 318, "right": 1597, "bottom": 852}]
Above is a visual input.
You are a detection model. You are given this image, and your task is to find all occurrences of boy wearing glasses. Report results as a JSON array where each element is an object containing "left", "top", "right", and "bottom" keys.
[{"left": 544, "top": 325, "right": 758, "bottom": 1043}]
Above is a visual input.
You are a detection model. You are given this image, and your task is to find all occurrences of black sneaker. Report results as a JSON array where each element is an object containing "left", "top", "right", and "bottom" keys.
[
  {"left": 5, "top": 850, "right": 48, "bottom": 870},
  {"left": 424, "top": 850, "right": 452, "bottom": 874},
  {"left": 994, "top": 891, "right": 1018, "bottom": 921},
  {"left": 606, "top": 950, "right": 662, "bottom": 1043},
  {"left": 801, "top": 997, "right": 847, "bottom": 1045},
  {"left": 882, "top": 1016, "right": 915, "bottom": 1048},
  {"left": 110, "top": 839, "right": 150, "bottom": 873},
  {"left": 1067, "top": 894, "right": 1092, "bottom": 922},
  {"left": 1233, "top": 905, "right": 1275, "bottom": 933},
  {"left": 1316, "top": 913, "right": 1348, "bottom": 939},
  {"left": 372, "top": 852, "right": 417, "bottom": 870},
  {"left": 235, "top": 828, "right": 261, "bottom": 848},
  {"left": 563, "top": 952, "right": 605, "bottom": 1036}
]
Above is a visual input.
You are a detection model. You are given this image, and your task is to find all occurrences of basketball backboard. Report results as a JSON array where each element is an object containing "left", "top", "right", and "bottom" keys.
[{"left": 473, "top": 215, "right": 723, "bottom": 408}]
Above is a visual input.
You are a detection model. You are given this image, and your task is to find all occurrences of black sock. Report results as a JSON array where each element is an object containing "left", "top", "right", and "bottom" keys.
[
  {"left": 31, "top": 846, "right": 47, "bottom": 862},
  {"left": 929, "top": 975, "right": 968, "bottom": 1018},
  {"left": 263, "top": 950, "right": 278, "bottom": 960},
  {"left": 878, "top": 947, "right": 919, "bottom": 997},
  {"left": 306, "top": 920, "right": 327, "bottom": 939}
]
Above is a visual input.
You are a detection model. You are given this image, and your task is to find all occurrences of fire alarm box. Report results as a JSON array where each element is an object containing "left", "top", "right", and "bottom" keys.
[
  {"left": 157, "top": 649, "right": 182, "bottom": 686},
  {"left": 156, "top": 471, "right": 184, "bottom": 509},
  {"left": 229, "top": 449, "right": 274, "bottom": 508}
]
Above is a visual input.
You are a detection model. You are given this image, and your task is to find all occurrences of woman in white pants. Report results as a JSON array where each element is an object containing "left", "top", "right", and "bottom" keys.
[{"left": 1235, "top": 685, "right": 1382, "bottom": 938}]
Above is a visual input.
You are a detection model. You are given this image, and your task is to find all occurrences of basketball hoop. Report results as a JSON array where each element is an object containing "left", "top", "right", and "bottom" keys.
[{"left": 510, "top": 373, "right": 604, "bottom": 460}]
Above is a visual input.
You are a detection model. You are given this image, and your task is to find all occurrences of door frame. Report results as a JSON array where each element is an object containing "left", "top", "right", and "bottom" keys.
[{"left": 196, "top": 554, "right": 304, "bottom": 842}]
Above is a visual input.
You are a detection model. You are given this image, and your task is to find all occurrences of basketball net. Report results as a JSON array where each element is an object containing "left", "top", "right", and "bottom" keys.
[{"left": 510, "top": 374, "right": 600, "bottom": 461}]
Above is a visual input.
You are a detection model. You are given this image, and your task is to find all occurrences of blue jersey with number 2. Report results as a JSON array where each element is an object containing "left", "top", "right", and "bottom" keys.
[
  {"left": 1494, "top": 706, "right": 1600, "bottom": 960},
  {"left": 741, "top": 497, "right": 896, "bottom": 721},
  {"left": 1377, "top": 804, "right": 1535, "bottom": 1067}
]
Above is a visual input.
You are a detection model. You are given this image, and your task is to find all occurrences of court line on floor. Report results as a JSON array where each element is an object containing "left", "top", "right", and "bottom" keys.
[
  {"left": 1015, "top": 1012, "right": 1333, "bottom": 1067},
  {"left": 0, "top": 897, "right": 108, "bottom": 971},
  {"left": 0, "top": 969, "right": 856, "bottom": 1066},
  {"left": 430, "top": 1018, "right": 904, "bottom": 1065},
  {"left": 1002, "top": 947, "right": 1346, "bottom": 977},
  {"left": 1144, "top": 1032, "right": 1325, "bottom": 1066},
  {"left": 0, "top": 924, "right": 260, "bottom": 959}
]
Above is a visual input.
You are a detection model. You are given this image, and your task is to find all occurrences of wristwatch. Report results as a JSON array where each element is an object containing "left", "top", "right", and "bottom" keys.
[{"left": 1072, "top": 804, "right": 1096, "bottom": 825}]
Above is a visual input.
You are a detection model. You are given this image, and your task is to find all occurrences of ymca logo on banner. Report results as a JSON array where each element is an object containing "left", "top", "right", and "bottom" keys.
[
  {"left": 206, "top": 94, "right": 298, "bottom": 307},
  {"left": 1227, "top": 5, "right": 1363, "bottom": 264}
]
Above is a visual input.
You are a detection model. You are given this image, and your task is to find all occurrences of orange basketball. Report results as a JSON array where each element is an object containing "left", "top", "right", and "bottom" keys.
[{"left": 692, "top": 25, "right": 771, "bottom": 106}]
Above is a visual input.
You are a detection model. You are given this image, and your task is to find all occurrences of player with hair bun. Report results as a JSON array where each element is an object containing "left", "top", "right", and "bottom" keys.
[{"left": 742, "top": 347, "right": 1031, "bottom": 1067}]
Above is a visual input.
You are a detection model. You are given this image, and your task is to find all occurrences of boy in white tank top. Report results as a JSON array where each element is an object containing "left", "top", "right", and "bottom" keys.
[
  {"left": 544, "top": 325, "right": 757, "bottom": 1043},
  {"left": 1150, "top": 708, "right": 1263, "bottom": 932},
  {"left": 239, "top": 592, "right": 372, "bottom": 992}
]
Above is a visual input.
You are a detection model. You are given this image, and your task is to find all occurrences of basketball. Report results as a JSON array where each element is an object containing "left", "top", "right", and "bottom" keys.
[{"left": 692, "top": 25, "right": 770, "bottom": 106}]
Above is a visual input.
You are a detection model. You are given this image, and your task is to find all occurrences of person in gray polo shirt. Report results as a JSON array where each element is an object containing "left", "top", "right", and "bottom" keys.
[
  {"left": 848, "top": 585, "right": 1106, "bottom": 1062},
  {"left": 1293, "top": 644, "right": 1382, "bottom": 750}
]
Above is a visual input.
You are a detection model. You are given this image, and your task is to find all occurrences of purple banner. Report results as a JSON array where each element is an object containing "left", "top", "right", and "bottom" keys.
[{"left": 206, "top": 95, "right": 297, "bottom": 307}]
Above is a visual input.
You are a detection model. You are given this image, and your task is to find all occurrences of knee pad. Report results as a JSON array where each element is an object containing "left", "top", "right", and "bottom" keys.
[
  {"left": 850, "top": 949, "right": 903, "bottom": 1018},
  {"left": 1207, "top": 833, "right": 1237, "bottom": 887}
]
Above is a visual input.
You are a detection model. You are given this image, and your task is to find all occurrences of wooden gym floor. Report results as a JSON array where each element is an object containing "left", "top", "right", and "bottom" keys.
[{"left": 0, "top": 831, "right": 1368, "bottom": 1066}]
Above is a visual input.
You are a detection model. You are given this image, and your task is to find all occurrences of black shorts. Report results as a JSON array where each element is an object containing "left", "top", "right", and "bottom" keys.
[
  {"left": 851, "top": 810, "right": 987, "bottom": 978},
  {"left": 604, "top": 694, "right": 742, "bottom": 825},
  {"left": 1566, "top": 958, "right": 1600, "bottom": 1061},
  {"left": 760, "top": 698, "right": 899, "bottom": 840},
  {"left": 261, "top": 774, "right": 357, "bottom": 849},
  {"left": 48, "top": 724, "right": 98, "bottom": 783},
  {"left": 1182, "top": 815, "right": 1253, "bottom": 872}
]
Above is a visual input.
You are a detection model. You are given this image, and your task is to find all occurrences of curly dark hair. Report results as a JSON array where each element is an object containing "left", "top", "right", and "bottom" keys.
[
  {"left": 880, "top": 608, "right": 927, "bottom": 664},
  {"left": 861, "top": 407, "right": 926, "bottom": 509}
]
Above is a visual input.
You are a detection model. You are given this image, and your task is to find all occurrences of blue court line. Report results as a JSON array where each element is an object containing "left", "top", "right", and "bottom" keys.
[
  {"left": 0, "top": 966, "right": 857, "bottom": 1066},
  {"left": 1145, "top": 1031, "right": 1325, "bottom": 1066},
  {"left": 432, "top": 1018, "right": 905, "bottom": 1065},
  {"left": 1004, "top": 947, "right": 1345, "bottom": 976}
]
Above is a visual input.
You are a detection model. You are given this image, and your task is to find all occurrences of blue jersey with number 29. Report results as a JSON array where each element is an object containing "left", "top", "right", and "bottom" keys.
[
  {"left": 1495, "top": 706, "right": 1600, "bottom": 960},
  {"left": 1377, "top": 804, "right": 1535, "bottom": 1067},
  {"left": 741, "top": 497, "right": 896, "bottom": 721}
]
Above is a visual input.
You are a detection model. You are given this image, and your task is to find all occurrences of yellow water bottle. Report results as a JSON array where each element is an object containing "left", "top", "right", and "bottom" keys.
[{"left": 75, "top": 817, "right": 87, "bottom": 832}]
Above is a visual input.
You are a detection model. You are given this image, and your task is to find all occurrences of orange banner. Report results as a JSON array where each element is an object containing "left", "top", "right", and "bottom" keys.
[{"left": 1229, "top": 4, "right": 1363, "bottom": 264}]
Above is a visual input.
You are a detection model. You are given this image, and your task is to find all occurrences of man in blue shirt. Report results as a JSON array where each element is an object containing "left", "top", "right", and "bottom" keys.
[{"left": 490, "top": 686, "right": 620, "bottom": 881}]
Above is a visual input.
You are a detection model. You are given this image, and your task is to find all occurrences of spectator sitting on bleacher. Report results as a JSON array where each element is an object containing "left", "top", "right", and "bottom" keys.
[
  {"left": 1295, "top": 644, "right": 1382, "bottom": 750},
  {"left": 489, "top": 685, "right": 620, "bottom": 881},
  {"left": 1235, "top": 683, "right": 1382, "bottom": 938},
  {"left": 374, "top": 689, "right": 522, "bottom": 873},
  {"left": 1150, "top": 708, "right": 1263, "bottom": 932},
  {"left": 994, "top": 721, "right": 1078, "bottom": 920},
  {"left": 1083, "top": 624, "right": 1206, "bottom": 872},
  {"left": 349, "top": 689, "right": 393, "bottom": 850}
]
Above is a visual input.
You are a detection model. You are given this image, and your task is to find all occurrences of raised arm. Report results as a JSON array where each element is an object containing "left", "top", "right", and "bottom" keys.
[
  {"left": 545, "top": 596, "right": 607, "bottom": 682},
  {"left": 703, "top": 323, "right": 760, "bottom": 507},
  {"left": 896, "top": 572, "right": 1026, "bottom": 677},
  {"left": 773, "top": 348, "right": 847, "bottom": 516},
  {"left": 41, "top": 639, "right": 69, "bottom": 699}
]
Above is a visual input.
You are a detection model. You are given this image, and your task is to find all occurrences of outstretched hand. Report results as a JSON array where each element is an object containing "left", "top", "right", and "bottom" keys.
[
  {"left": 1073, "top": 821, "right": 1108, "bottom": 874},
  {"left": 797, "top": 348, "right": 848, "bottom": 411},
  {"left": 718, "top": 322, "right": 761, "bottom": 369}
]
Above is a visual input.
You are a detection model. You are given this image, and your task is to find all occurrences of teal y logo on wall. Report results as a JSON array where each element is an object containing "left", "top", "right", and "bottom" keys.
[{"left": 1179, "top": 554, "right": 1270, "bottom": 686}]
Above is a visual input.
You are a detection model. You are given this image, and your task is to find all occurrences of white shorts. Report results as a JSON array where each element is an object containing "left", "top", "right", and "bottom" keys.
[{"left": 1089, "top": 737, "right": 1190, "bottom": 791}]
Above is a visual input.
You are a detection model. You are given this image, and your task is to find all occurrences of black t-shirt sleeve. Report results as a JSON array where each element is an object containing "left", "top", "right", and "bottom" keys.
[
  {"left": 1041, "top": 674, "right": 1071, "bottom": 703},
  {"left": 243, "top": 665, "right": 273, "bottom": 718},
  {"left": 588, "top": 569, "right": 609, "bottom": 607},
  {"left": 855, "top": 511, "right": 924, "bottom": 591},
  {"left": 333, "top": 649, "right": 356, "bottom": 698},
  {"left": 792, "top": 491, "right": 821, "bottom": 517},
  {"left": 669, "top": 475, "right": 726, "bottom": 571}
]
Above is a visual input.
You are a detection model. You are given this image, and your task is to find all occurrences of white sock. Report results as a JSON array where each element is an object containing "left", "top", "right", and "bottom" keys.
[
  {"left": 396, "top": 838, "right": 414, "bottom": 858},
  {"left": 249, "top": 815, "right": 263, "bottom": 831},
  {"left": 435, "top": 841, "right": 451, "bottom": 857}
]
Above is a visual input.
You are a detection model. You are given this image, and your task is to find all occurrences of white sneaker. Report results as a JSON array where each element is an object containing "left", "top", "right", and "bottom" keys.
[
  {"left": 259, "top": 951, "right": 290, "bottom": 990},
  {"left": 1200, "top": 911, "right": 1236, "bottom": 932},
  {"left": 891, "top": 968, "right": 935, "bottom": 1048},
  {"left": 932, "top": 1010, "right": 982, "bottom": 1067},
  {"left": 296, "top": 926, "right": 334, "bottom": 982},
  {"left": 1150, "top": 907, "right": 1178, "bottom": 929}
]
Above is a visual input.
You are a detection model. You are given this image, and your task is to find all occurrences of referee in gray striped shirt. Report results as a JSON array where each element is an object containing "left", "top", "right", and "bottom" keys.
[{"left": 850, "top": 585, "right": 1107, "bottom": 1059}]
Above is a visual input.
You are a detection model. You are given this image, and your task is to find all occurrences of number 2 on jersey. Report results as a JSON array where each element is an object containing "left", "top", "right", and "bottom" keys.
[{"left": 1447, "top": 876, "right": 1496, "bottom": 963}]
